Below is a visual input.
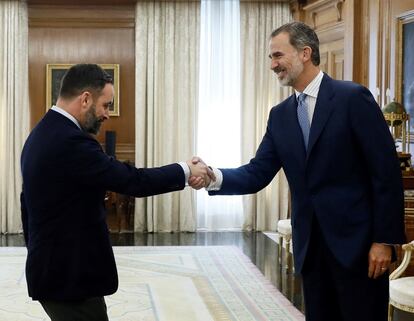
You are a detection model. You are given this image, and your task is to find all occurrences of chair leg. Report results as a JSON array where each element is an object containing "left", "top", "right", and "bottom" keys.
[
  {"left": 285, "top": 239, "right": 291, "bottom": 271},
  {"left": 278, "top": 235, "right": 283, "bottom": 263},
  {"left": 388, "top": 303, "right": 393, "bottom": 321}
]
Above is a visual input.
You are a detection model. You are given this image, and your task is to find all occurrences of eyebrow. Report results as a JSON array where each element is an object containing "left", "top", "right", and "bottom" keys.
[{"left": 269, "top": 51, "right": 283, "bottom": 59}]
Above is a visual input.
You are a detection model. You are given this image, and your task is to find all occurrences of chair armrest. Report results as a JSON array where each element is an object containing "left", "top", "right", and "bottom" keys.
[{"left": 390, "top": 240, "right": 414, "bottom": 280}]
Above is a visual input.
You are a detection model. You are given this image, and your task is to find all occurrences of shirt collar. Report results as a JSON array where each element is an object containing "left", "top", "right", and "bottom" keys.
[
  {"left": 294, "top": 70, "right": 324, "bottom": 99},
  {"left": 51, "top": 105, "right": 81, "bottom": 129}
]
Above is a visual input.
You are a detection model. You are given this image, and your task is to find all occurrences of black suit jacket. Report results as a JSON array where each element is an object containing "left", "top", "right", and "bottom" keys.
[
  {"left": 210, "top": 74, "right": 406, "bottom": 273},
  {"left": 21, "top": 110, "right": 185, "bottom": 300}
]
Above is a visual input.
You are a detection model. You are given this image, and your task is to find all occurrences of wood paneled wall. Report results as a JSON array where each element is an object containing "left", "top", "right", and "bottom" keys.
[
  {"left": 365, "top": 0, "right": 414, "bottom": 108},
  {"left": 291, "top": 0, "right": 414, "bottom": 108},
  {"left": 27, "top": 0, "right": 414, "bottom": 162},
  {"left": 28, "top": 5, "right": 135, "bottom": 161},
  {"left": 290, "top": 0, "right": 345, "bottom": 81}
]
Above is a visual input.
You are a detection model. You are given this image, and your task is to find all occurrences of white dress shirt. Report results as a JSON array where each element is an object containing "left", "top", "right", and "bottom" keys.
[
  {"left": 294, "top": 70, "right": 323, "bottom": 124},
  {"left": 51, "top": 105, "right": 81, "bottom": 129}
]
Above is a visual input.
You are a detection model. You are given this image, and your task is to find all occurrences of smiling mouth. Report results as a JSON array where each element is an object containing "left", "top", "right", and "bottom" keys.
[{"left": 276, "top": 69, "right": 286, "bottom": 77}]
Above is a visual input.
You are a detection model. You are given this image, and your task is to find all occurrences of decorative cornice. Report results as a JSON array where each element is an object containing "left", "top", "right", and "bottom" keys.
[
  {"left": 29, "top": 5, "right": 135, "bottom": 28},
  {"left": 303, "top": 0, "right": 345, "bottom": 29},
  {"left": 29, "top": 18, "right": 134, "bottom": 28},
  {"left": 316, "top": 21, "right": 344, "bottom": 43}
]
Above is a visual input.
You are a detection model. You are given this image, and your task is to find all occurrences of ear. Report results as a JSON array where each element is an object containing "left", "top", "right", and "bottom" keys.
[
  {"left": 302, "top": 46, "right": 312, "bottom": 63},
  {"left": 79, "top": 91, "right": 92, "bottom": 109}
]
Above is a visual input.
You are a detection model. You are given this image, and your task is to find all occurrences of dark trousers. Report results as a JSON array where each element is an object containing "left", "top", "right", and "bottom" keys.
[
  {"left": 40, "top": 296, "right": 109, "bottom": 321},
  {"left": 301, "top": 220, "right": 389, "bottom": 321}
]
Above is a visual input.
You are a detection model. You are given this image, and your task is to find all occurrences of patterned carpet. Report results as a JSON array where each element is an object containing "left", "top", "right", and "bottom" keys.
[{"left": 0, "top": 246, "right": 304, "bottom": 321}]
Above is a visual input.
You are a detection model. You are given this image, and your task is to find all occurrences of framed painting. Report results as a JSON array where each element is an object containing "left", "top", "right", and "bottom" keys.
[
  {"left": 396, "top": 13, "right": 414, "bottom": 132},
  {"left": 45, "top": 63, "right": 120, "bottom": 116}
]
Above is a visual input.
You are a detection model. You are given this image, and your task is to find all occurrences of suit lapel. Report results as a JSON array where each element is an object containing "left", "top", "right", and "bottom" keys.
[{"left": 306, "top": 74, "right": 335, "bottom": 162}]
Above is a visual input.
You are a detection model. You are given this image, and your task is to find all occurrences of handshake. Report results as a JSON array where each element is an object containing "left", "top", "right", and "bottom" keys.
[{"left": 186, "top": 157, "right": 215, "bottom": 190}]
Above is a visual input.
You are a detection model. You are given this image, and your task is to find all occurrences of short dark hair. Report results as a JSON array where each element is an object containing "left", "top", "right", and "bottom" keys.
[
  {"left": 58, "top": 64, "right": 113, "bottom": 100},
  {"left": 271, "top": 21, "right": 320, "bottom": 66}
]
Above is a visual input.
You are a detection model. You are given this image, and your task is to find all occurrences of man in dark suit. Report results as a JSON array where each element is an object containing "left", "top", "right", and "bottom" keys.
[
  {"left": 21, "top": 64, "right": 212, "bottom": 321},
  {"left": 190, "top": 22, "right": 405, "bottom": 321}
]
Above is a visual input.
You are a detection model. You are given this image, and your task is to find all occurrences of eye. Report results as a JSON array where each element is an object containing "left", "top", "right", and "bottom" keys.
[{"left": 270, "top": 53, "right": 282, "bottom": 60}]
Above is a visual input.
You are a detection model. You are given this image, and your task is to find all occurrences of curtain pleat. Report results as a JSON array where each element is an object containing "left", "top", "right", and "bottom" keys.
[
  {"left": 240, "top": 2, "right": 292, "bottom": 231},
  {"left": 0, "top": 1, "right": 29, "bottom": 234},
  {"left": 135, "top": 1, "right": 200, "bottom": 232}
]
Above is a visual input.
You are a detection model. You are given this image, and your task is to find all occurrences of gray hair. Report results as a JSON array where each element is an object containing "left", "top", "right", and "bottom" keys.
[{"left": 270, "top": 21, "right": 320, "bottom": 66}]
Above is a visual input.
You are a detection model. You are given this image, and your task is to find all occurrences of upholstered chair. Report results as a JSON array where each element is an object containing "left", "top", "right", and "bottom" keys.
[
  {"left": 277, "top": 219, "right": 292, "bottom": 271},
  {"left": 388, "top": 240, "right": 414, "bottom": 321}
]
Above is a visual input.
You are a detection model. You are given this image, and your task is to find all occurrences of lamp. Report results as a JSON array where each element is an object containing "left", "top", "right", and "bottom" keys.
[{"left": 382, "top": 101, "right": 411, "bottom": 171}]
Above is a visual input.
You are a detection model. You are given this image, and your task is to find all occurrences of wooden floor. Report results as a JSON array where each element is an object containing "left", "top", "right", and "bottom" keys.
[{"left": 1, "top": 231, "right": 413, "bottom": 321}]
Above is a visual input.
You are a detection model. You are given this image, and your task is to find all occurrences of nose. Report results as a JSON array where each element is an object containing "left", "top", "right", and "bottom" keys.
[
  {"left": 103, "top": 110, "right": 110, "bottom": 121},
  {"left": 270, "top": 59, "right": 278, "bottom": 70}
]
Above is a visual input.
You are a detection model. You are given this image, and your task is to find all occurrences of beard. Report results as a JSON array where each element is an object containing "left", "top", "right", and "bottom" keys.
[
  {"left": 275, "top": 58, "right": 304, "bottom": 87},
  {"left": 81, "top": 104, "right": 103, "bottom": 135}
]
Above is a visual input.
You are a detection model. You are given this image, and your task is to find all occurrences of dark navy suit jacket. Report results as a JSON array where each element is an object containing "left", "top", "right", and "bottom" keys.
[
  {"left": 211, "top": 74, "right": 406, "bottom": 273},
  {"left": 21, "top": 110, "right": 185, "bottom": 300}
]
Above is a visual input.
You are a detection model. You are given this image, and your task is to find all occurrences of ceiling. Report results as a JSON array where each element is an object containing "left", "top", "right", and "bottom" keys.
[
  {"left": 27, "top": 0, "right": 137, "bottom": 4},
  {"left": 27, "top": 0, "right": 289, "bottom": 4}
]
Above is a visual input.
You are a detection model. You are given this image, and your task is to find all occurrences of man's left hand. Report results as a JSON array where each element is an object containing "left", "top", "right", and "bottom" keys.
[{"left": 368, "top": 242, "right": 392, "bottom": 279}]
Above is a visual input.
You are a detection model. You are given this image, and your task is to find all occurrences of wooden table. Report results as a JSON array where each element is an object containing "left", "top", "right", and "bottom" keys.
[{"left": 105, "top": 191, "right": 134, "bottom": 233}]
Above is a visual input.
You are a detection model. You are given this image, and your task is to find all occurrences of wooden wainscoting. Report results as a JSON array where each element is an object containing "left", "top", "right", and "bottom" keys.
[{"left": 28, "top": 4, "right": 136, "bottom": 148}]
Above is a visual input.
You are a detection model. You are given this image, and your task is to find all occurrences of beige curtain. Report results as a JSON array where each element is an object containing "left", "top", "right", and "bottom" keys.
[
  {"left": 135, "top": 1, "right": 200, "bottom": 232},
  {"left": 240, "top": 1, "right": 292, "bottom": 231},
  {"left": 0, "top": 1, "right": 29, "bottom": 234}
]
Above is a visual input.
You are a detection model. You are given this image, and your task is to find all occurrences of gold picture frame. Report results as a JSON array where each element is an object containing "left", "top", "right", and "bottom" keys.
[
  {"left": 45, "top": 63, "right": 120, "bottom": 116},
  {"left": 396, "top": 13, "right": 414, "bottom": 133}
]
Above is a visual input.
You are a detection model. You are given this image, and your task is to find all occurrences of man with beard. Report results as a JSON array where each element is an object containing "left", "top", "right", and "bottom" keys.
[
  {"left": 21, "top": 64, "right": 212, "bottom": 321},
  {"left": 190, "top": 22, "right": 405, "bottom": 321}
]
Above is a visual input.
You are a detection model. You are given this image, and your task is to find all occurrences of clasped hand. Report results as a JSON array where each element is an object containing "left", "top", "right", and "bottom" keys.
[{"left": 186, "top": 157, "right": 215, "bottom": 190}]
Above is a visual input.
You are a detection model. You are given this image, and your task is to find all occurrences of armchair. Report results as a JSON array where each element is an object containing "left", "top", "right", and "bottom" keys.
[
  {"left": 277, "top": 219, "right": 292, "bottom": 272},
  {"left": 388, "top": 240, "right": 414, "bottom": 321}
]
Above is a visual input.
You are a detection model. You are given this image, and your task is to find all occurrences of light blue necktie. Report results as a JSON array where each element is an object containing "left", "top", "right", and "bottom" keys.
[{"left": 297, "top": 93, "right": 310, "bottom": 150}]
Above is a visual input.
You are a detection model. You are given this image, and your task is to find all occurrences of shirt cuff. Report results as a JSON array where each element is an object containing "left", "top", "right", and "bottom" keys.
[
  {"left": 178, "top": 162, "right": 190, "bottom": 186},
  {"left": 206, "top": 167, "right": 223, "bottom": 191}
]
